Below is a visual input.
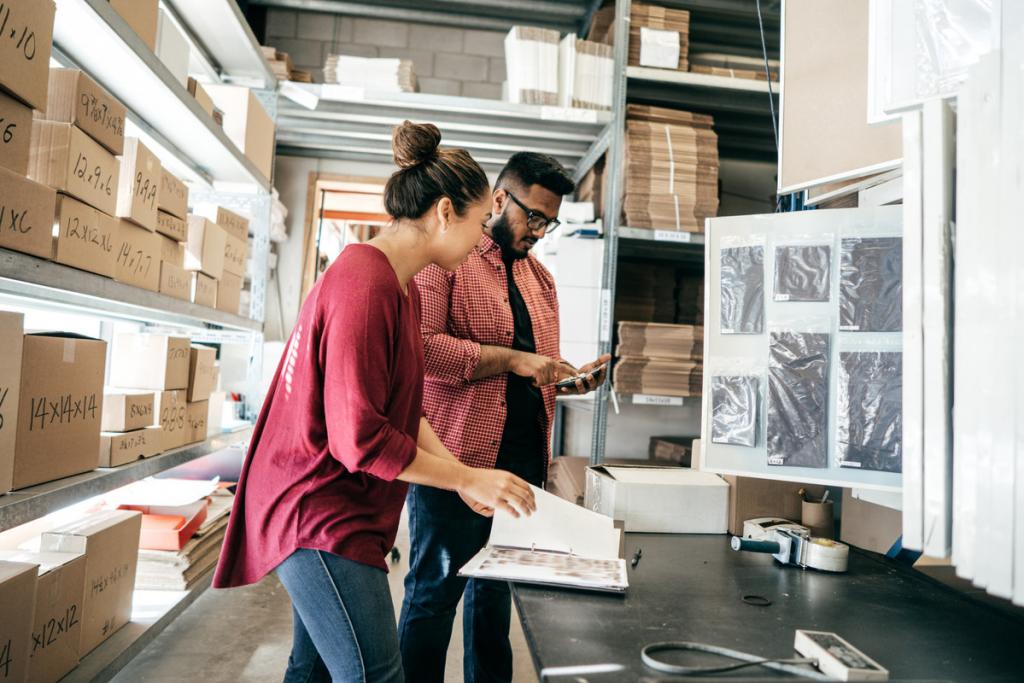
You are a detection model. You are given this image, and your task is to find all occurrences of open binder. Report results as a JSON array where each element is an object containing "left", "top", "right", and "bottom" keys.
[{"left": 458, "top": 485, "right": 628, "bottom": 593}]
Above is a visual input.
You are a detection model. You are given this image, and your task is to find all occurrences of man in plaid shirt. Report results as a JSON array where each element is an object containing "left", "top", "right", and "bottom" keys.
[{"left": 399, "top": 153, "right": 610, "bottom": 682}]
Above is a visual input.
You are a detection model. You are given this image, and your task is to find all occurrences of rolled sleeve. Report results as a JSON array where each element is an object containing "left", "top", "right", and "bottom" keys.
[{"left": 415, "top": 264, "right": 482, "bottom": 384}]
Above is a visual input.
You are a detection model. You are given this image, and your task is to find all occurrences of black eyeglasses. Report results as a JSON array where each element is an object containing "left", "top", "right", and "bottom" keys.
[{"left": 505, "top": 192, "right": 561, "bottom": 235}]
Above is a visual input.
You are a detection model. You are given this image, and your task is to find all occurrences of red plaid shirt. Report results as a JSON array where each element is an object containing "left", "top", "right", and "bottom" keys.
[{"left": 416, "top": 234, "right": 562, "bottom": 471}]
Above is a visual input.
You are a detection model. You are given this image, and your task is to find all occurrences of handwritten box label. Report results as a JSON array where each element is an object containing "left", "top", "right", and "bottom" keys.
[
  {"left": 155, "top": 389, "right": 188, "bottom": 449},
  {"left": 192, "top": 272, "right": 217, "bottom": 308},
  {"left": 157, "top": 169, "right": 188, "bottom": 220},
  {"left": 39, "top": 68, "right": 126, "bottom": 155},
  {"left": 159, "top": 260, "right": 191, "bottom": 302},
  {"left": 115, "top": 138, "right": 161, "bottom": 232},
  {"left": 53, "top": 194, "right": 117, "bottom": 278},
  {"left": 222, "top": 231, "right": 248, "bottom": 277},
  {"left": 113, "top": 219, "right": 160, "bottom": 292},
  {"left": 28, "top": 121, "right": 119, "bottom": 216},
  {"left": 0, "top": 90, "right": 32, "bottom": 175},
  {"left": 0, "top": 164, "right": 56, "bottom": 259},
  {"left": 0, "top": 0, "right": 56, "bottom": 110},
  {"left": 101, "top": 391, "right": 154, "bottom": 433}
]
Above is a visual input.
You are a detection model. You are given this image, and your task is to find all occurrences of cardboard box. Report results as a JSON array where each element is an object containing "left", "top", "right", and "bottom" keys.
[
  {"left": 0, "top": 560, "right": 37, "bottom": 683},
  {"left": 840, "top": 488, "right": 902, "bottom": 555},
  {"left": 100, "top": 391, "right": 154, "bottom": 433},
  {"left": 37, "top": 69, "right": 125, "bottom": 155},
  {"left": 157, "top": 170, "right": 187, "bottom": 220},
  {"left": 52, "top": 194, "right": 117, "bottom": 278},
  {"left": 0, "top": 312, "right": 24, "bottom": 495},
  {"left": 0, "top": 0, "right": 56, "bottom": 109},
  {"left": 158, "top": 233, "right": 184, "bottom": 268},
  {"left": 155, "top": 210, "right": 186, "bottom": 242},
  {"left": 28, "top": 121, "right": 119, "bottom": 215},
  {"left": 0, "top": 551, "right": 86, "bottom": 683},
  {"left": 186, "top": 400, "right": 209, "bottom": 444},
  {"left": 222, "top": 232, "right": 248, "bottom": 278},
  {"left": 0, "top": 165, "right": 58, "bottom": 259},
  {"left": 155, "top": 10, "right": 189, "bottom": 87},
  {"left": 194, "top": 204, "right": 249, "bottom": 241},
  {"left": 113, "top": 219, "right": 160, "bottom": 292},
  {"left": 159, "top": 261, "right": 191, "bottom": 302},
  {"left": 546, "top": 455, "right": 588, "bottom": 506},
  {"left": 126, "top": 498, "right": 207, "bottom": 551},
  {"left": 155, "top": 389, "right": 187, "bottom": 450},
  {"left": 115, "top": 138, "right": 160, "bottom": 231},
  {"left": 187, "top": 78, "right": 215, "bottom": 119},
  {"left": 722, "top": 475, "right": 826, "bottom": 536},
  {"left": 0, "top": 91, "right": 33, "bottom": 175},
  {"left": 12, "top": 333, "right": 107, "bottom": 490},
  {"left": 184, "top": 216, "right": 226, "bottom": 279},
  {"left": 216, "top": 271, "right": 242, "bottom": 315},
  {"left": 585, "top": 465, "right": 729, "bottom": 533},
  {"left": 39, "top": 510, "right": 142, "bottom": 656},
  {"left": 191, "top": 272, "right": 217, "bottom": 308},
  {"left": 110, "top": 333, "right": 190, "bottom": 391},
  {"left": 109, "top": 0, "right": 158, "bottom": 52},
  {"left": 98, "top": 427, "right": 161, "bottom": 467},
  {"left": 187, "top": 346, "right": 217, "bottom": 403},
  {"left": 204, "top": 85, "right": 275, "bottom": 181}
]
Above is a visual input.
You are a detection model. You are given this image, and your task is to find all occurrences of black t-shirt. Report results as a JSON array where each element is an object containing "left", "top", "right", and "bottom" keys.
[{"left": 494, "top": 255, "right": 546, "bottom": 486}]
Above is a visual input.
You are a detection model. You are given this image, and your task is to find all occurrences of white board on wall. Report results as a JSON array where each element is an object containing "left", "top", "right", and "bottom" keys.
[{"left": 778, "top": 0, "right": 902, "bottom": 195}]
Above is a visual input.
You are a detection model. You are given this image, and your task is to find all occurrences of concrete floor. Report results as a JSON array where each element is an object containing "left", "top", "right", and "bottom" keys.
[{"left": 111, "top": 514, "right": 538, "bottom": 683}]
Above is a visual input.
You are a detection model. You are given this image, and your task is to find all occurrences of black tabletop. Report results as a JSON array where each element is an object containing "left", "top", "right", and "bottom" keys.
[{"left": 511, "top": 534, "right": 1024, "bottom": 682}]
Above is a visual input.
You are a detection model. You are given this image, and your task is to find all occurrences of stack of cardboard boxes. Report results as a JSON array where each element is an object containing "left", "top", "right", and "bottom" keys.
[
  {"left": 157, "top": 170, "right": 192, "bottom": 301},
  {"left": 188, "top": 205, "right": 250, "bottom": 315}
]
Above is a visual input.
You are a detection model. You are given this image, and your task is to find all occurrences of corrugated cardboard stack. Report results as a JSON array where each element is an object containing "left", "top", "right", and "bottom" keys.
[
  {"left": 558, "top": 34, "right": 614, "bottom": 110},
  {"left": 100, "top": 391, "right": 162, "bottom": 467},
  {"left": 261, "top": 45, "right": 312, "bottom": 83},
  {"left": 189, "top": 204, "right": 250, "bottom": 315},
  {"left": 689, "top": 52, "right": 780, "bottom": 81},
  {"left": 590, "top": 2, "right": 690, "bottom": 72},
  {"left": 504, "top": 26, "right": 560, "bottom": 105},
  {"left": 614, "top": 262, "right": 677, "bottom": 323},
  {"left": 613, "top": 321, "right": 703, "bottom": 397},
  {"left": 323, "top": 55, "right": 418, "bottom": 92},
  {"left": 622, "top": 104, "right": 719, "bottom": 233}
]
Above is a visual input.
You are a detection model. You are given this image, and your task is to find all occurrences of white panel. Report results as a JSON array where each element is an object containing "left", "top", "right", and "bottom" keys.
[
  {"left": 558, "top": 286, "right": 602, "bottom": 343},
  {"left": 1009, "top": 3, "right": 1024, "bottom": 609}
]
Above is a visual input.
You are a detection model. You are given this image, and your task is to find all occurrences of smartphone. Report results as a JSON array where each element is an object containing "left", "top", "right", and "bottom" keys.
[{"left": 555, "top": 363, "right": 608, "bottom": 390}]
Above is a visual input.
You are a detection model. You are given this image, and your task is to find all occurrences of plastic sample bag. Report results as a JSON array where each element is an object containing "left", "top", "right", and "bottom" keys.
[
  {"left": 837, "top": 351, "right": 902, "bottom": 473},
  {"left": 774, "top": 244, "right": 831, "bottom": 302},
  {"left": 711, "top": 375, "right": 759, "bottom": 447},
  {"left": 767, "top": 331, "right": 830, "bottom": 468},
  {"left": 720, "top": 241, "right": 764, "bottom": 334},
  {"left": 839, "top": 237, "right": 902, "bottom": 332}
]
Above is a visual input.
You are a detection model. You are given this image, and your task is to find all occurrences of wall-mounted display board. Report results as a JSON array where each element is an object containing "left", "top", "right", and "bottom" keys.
[
  {"left": 778, "top": 0, "right": 902, "bottom": 195},
  {"left": 700, "top": 206, "right": 903, "bottom": 491}
]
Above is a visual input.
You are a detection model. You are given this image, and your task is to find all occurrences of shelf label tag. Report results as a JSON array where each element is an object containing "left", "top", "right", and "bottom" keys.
[
  {"left": 632, "top": 394, "right": 683, "bottom": 406},
  {"left": 599, "top": 288, "right": 612, "bottom": 342},
  {"left": 653, "top": 230, "right": 692, "bottom": 243},
  {"left": 541, "top": 106, "right": 598, "bottom": 124}
]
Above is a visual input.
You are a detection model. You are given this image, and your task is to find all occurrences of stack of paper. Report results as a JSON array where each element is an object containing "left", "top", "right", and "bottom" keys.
[
  {"left": 590, "top": 2, "right": 690, "bottom": 71},
  {"left": 618, "top": 321, "right": 703, "bottom": 360},
  {"left": 622, "top": 104, "right": 719, "bottom": 233},
  {"left": 504, "top": 26, "right": 559, "bottom": 105},
  {"left": 324, "top": 55, "right": 418, "bottom": 92},
  {"left": 459, "top": 485, "right": 627, "bottom": 593},
  {"left": 690, "top": 52, "right": 779, "bottom": 81},
  {"left": 558, "top": 34, "right": 614, "bottom": 110}
]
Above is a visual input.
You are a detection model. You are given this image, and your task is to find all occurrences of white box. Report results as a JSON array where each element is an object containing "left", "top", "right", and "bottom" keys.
[
  {"left": 584, "top": 466, "right": 729, "bottom": 533},
  {"left": 555, "top": 236, "right": 604, "bottom": 289},
  {"left": 558, "top": 286, "right": 601, "bottom": 343},
  {"left": 155, "top": 11, "right": 190, "bottom": 87}
]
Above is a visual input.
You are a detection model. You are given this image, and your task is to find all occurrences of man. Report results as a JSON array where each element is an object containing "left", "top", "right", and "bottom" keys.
[{"left": 399, "top": 152, "right": 610, "bottom": 682}]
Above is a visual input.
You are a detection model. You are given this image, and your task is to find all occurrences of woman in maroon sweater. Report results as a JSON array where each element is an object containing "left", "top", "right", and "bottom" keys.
[{"left": 214, "top": 122, "right": 536, "bottom": 683}]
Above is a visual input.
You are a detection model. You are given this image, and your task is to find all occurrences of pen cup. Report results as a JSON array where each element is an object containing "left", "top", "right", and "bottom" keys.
[{"left": 802, "top": 500, "right": 835, "bottom": 539}]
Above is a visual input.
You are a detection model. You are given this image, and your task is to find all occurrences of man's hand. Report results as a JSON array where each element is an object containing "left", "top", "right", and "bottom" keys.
[
  {"left": 459, "top": 492, "right": 495, "bottom": 517},
  {"left": 558, "top": 353, "right": 613, "bottom": 395},
  {"left": 509, "top": 351, "right": 577, "bottom": 387}
]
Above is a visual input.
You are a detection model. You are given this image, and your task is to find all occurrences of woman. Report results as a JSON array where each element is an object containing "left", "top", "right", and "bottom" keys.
[{"left": 213, "top": 121, "right": 536, "bottom": 683}]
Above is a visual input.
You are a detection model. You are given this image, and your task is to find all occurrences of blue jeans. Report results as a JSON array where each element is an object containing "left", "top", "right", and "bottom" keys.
[
  {"left": 398, "top": 485, "right": 513, "bottom": 683},
  {"left": 276, "top": 549, "right": 404, "bottom": 683}
]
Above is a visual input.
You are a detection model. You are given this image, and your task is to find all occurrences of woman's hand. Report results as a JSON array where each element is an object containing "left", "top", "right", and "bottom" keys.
[{"left": 458, "top": 468, "right": 536, "bottom": 518}]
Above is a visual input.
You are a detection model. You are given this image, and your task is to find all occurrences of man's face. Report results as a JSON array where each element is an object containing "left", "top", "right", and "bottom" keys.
[{"left": 487, "top": 184, "right": 562, "bottom": 259}]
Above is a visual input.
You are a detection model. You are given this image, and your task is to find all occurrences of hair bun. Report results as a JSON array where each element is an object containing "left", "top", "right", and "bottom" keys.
[{"left": 392, "top": 121, "right": 441, "bottom": 169}]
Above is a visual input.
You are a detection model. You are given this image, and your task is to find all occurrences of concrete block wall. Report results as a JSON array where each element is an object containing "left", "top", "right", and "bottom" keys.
[{"left": 264, "top": 8, "right": 508, "bottom": 99}]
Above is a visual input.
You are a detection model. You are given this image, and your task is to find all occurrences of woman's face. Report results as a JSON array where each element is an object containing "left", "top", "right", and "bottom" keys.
[{"left": 433, "top": 194, "right": 492, "bottom": 271}]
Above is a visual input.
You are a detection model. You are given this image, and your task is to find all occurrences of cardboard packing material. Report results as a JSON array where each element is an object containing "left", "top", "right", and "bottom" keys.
[
  {"left": 546, "top": 455, "right": 589, "bottom": 506},
  {"left": 155, "top": 10, "right": 190, "bottom": 87},
  {"left": 155, "top": 210, "right": 186, "bottom": 242},
  {"left": 52, "top": 194, "right": 117, "bottom": 278},
  {"left": 0, "top": 165, "right": 58, "bottom": 259},
  {"left": 110, "top": 333, "right": 189, "bottom": 391},
  {"left": 0, "top": 561, "right": 37, "bottom": 683},
  {"left": 216, "top": 271, "right": 243, "bottom": 315},
  {"left": 222, "top": 232, "right": 248, "bottom": 278},
  {"left": 159, "top": 261, "right": 191, "bottom": 302},
  {"left": 109, "top": 0, "right": 158, "bottom": 52},
  {"left": 115, "top": 138, "right": 161, "bottom": 231},
  {"left": 155, "top": 389, "right": 188, "bottom": 450},
  {"left": 194, "top": 204, "right": 249, "bottom": 241},
  {"left": 39, "top": 510, "right": 142, "bottom": 656},
  {"left": 28, "top": 121, "right": 119, "bottom": 216},
  {"left": 840, "top": 488, "right": 902, "bottom": 555},
  {"left": 157, "top": 170, "right": 188, "bottom": 220},
  {"left": 101, "top": 391, "right": 154, "bottom": 433},
  {"left": 0, "top": 312, "right": 24, "bottom": 496},
  {"left": 722, "top": 475, "right": 826, "bottom": 536},
  {"left": 113, "top": 219, "right": 160, "bottom": 292},
  {"left": 0, "top": 0, "right": 56, "bottom": 110},
  {"left": 0, "top": 551, "right": 86, "bottom": 683},
  {"left": 585, "top": 465, "right": 728, "bottom": 533},
  {"left": 12, "top": 333, "right": 107, "bottom": 490},
  {"left": 0, "top": 91, "right": 33, "bottom": 175},
  {"left": 191, "top": 272, "right": 217, "bottom": 308},
  {"left": 98, "top": 427, "right": 162, "bottom": 467},
  {"left": 187, "top": 78, "right": 215, "bottom": 119},
  {"left": 37, "top": 69, "right": 126, "bottom": 155},
  {"left": 159, "top": 233, "right": 185, "bottom": 268},
  {"left": 186, "top": 401, "right": 209, "bottom": 444},
  {"left": 185, "top": 216, "right": 226, "bottom": 279},
  {"left": 187, "top": 346, "right": 217, "bottom": 403},
  {"left": 204, "top": 85, "right": 275, "bottom": 181}
]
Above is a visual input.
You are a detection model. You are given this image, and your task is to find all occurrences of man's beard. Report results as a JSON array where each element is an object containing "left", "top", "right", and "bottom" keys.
[{"left": 490, "top": 212, "right": 529, "bottom": 260}]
